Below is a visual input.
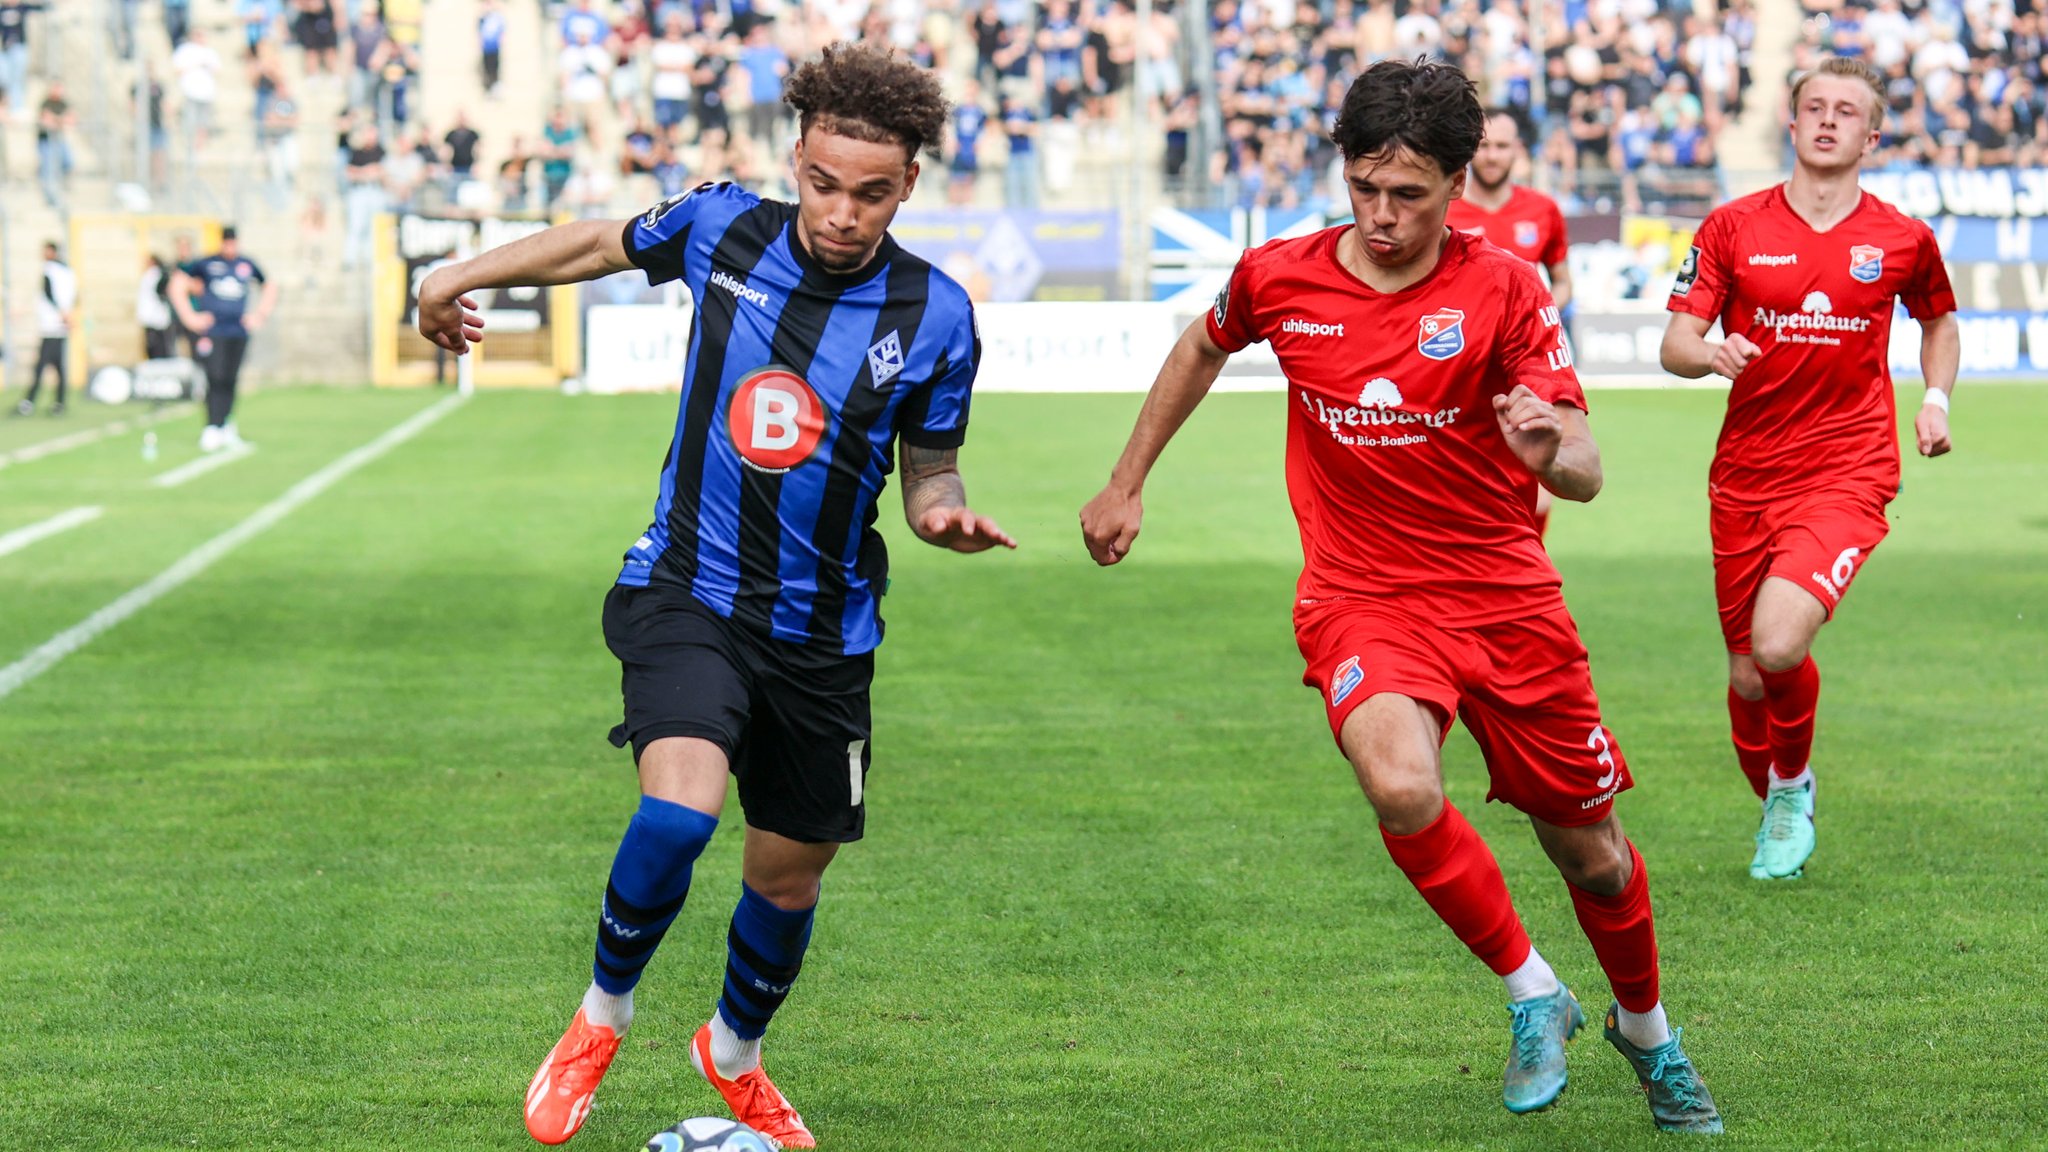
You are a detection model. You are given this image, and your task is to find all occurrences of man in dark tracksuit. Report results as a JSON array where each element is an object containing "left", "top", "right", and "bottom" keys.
[{"left": 171, "top": 226, "right": 278, "bottom": 451}]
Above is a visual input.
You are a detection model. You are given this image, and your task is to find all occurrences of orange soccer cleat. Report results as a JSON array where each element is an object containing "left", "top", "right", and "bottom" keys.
[
  {"left": 689, "top": 1022, "right": 816, "bottom": 1149},
  {"left": 524, "top": 1008, "right": 623, "bottom": 1145}
]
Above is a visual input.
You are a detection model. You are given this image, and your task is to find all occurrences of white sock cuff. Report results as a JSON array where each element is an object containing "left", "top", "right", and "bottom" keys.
[
  {"left": 1502, "top": 947, "right": 1561, "bottom": 1003},
  {"left": 708, "top": 1010, "right": 762, "bottom": 1077},
  {"left": 1768, "top": 766, "right": 1814, "bottom": 791},
  {"left": 1615, "top": 1001, "right": 1672, "bottom": 1049},
  {"left": 581, "top": 982, "right": 634, "bottom": 1034}
]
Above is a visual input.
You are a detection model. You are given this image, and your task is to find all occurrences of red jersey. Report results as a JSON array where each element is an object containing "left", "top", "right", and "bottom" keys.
[
  {"left": 1445, "top": 185, "right": 1570, "bottom": 271},
  {"left": 1669, "top": 185, "right": 1955, "bottom": 508},
  {"left": 1209, "top": 228, "right": 1587, "bottom": 624}
]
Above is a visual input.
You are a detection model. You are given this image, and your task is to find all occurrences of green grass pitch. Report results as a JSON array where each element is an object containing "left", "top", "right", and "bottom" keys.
[{"left": 0, "top": 383, "right": 2043, "bottom": 1150}]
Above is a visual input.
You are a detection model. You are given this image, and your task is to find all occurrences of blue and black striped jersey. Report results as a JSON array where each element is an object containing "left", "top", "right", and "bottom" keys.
[{"left": 616, "top": 182, "right": 979, "bottom": 657}]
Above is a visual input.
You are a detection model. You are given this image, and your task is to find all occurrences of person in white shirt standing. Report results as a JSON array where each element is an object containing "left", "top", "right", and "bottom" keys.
[
  {"left": 138, "top": 252, "right": 175, "bottom": 361},
  {"left": 15, "top": 241, "right": 75, "bottom": 416},
  {"left": 172, "top": 26, "right": 221, "bottom": 153}
]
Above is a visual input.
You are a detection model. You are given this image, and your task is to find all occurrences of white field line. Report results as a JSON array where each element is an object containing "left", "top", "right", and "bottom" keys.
[
  {"left": 0, "top": 404, "right": 195, "bottom": 471},
  {"left": 0, "top": 506, "right": 103, "bottom": 559},
  {"left": 0, "top": 393, "right": 469, "bottom": 703},
  {"left": 152, "top": 443, "right": 255, "bottom": 488}
]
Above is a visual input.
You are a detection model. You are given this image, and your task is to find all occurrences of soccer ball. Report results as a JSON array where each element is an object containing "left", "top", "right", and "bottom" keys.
[
  {"left": 88, "top": 366, "right": 134, "bottom": 405},
  {"left": 645, "top": 1117, "right": 775, "bottom": 1152}
]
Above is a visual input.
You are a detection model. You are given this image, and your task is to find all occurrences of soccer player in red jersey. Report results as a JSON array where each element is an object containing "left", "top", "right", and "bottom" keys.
[
  {"left": 1081, "top": 60, "right": 1720, "bottom": 1134},
  {"left": 1660, "top": 56, "right": 1958, "bottom": 882},
  {"left": 1448, "top": 107, "right": 1573, "bottom": 538}
]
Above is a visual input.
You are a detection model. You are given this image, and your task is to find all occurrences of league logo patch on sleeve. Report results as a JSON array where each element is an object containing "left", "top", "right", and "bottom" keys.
[
  {"left": 1671, "top": 246, "right": 1700, "bottom": 296},
  {"left": 1417, "top": 308, "right": 1466, "bottom": 360},
  {"left": 1212, "top": 282, "right": 1231, "bottom": 328},
  {"left": 1849, "top": 245, "right": 1884, "bottom": 283},
  {"left": 642, "top": 183, "right": 713, "bottom": 229}
]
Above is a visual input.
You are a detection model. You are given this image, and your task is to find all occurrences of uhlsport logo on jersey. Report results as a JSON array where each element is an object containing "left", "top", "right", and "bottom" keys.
[
  {"left": 1330, "top": 655, "right": 1364, "bottom": 706},
  {"left": 866, "top": 329, "right": 904, "bottom": 388},
  {"left": 1515, "top": 220, "right": 1539, "bottom": 249},
  {"left": 1849, "top": 244, "right": 1884, "bottom": 283},
  {"left": 1282, "top": 317, "right": 1345, "bottom": 337},
  {"left": 1417, "top": 308, "right": 1466, "bottom": 360},
  {"left": 726, "top": 367, "right": 827, "bottom": 473}
]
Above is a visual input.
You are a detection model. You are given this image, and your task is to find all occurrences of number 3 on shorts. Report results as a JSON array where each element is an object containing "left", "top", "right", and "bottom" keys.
[
  {"left": 1587, "top": 724, "right": 1618, "bottom": 790},
  {"left": 1810, "top": 546, "right": 1862, "bottom": 603}
]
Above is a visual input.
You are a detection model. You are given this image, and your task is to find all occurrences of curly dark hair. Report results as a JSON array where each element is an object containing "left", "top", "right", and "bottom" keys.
[
  {"left": 783, "top": 43, "right": 950, "bottom": 160},
  {"left": 1330, "top": 59, "right": 1484, "bottom": 176}
]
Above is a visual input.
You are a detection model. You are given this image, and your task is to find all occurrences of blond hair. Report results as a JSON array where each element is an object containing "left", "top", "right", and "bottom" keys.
[{"left": 1791, "top": 56, "right": 1887, "bottom": 124}]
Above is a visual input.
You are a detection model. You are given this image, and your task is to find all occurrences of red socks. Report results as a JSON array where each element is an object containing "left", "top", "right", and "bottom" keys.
[
  {"left": 1727, "top": 687, "right": 1772, "bottom": 798},
  {"left": 1568, "top": 841, "right": 1661, "bottom": 1014},
  {"left": 1758, "top": 655, "right": 1821, "bottom": 782},
  {"left": 1381, "top": 802, "right": 1532, "bottom": 976}
]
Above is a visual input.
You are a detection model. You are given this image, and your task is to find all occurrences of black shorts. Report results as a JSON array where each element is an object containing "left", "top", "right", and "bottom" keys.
[{"left": 602, "top": 582, "right": 874, "bottom": 844}]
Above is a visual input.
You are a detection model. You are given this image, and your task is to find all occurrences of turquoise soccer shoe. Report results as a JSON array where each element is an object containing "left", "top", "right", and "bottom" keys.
[
  {"left": 1603, "top": 1003, "right": 1723, "bottom": 1134},
  {"left": 1503, "top": 984, "right": 1583, "bottom": 1114},
  {"left": 1756, "top": 777, "right": 1816, "bottom": 879}
]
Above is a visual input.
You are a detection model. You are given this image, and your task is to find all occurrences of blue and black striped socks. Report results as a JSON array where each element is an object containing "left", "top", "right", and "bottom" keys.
[
  {"left": 709, "top": 883, "right": 816, "bottom": 1075},
  {"left": 583, "top": 796, "right": 719, "bottom": 1033}
]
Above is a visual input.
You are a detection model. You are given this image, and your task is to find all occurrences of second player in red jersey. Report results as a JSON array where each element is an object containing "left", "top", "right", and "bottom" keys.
[
  {"left": 1661, "top": 55, "right": 1959, "bottom": 882},
  {"left": 1448, "top": 108, "right": 1574, "bottom": 537},
  {"left": 1446, "top": 109, "right": 1572, "bottom": 308},
  {"left": 1082, "top": 60, "right": 1720, "bottom": 1134}
]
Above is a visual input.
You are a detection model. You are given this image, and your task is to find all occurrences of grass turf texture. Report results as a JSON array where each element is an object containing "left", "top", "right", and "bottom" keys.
[{"left": 0, "top": 384, "right": 2042, "bottom": 1150}]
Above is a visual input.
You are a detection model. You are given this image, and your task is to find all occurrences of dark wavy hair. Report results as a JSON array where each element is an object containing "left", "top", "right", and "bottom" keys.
[
  {"left": 1330, "top": 59, "right": 1485, "bottom": 176},
  {"left": 784, "top": 43, "right": 950, "bottom": 161}
]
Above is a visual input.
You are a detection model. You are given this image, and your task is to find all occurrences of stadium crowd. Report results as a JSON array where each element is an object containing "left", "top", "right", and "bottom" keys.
[
  {"left": 12, "top": 0, "right": 2041, "bottom": 237},
  {"left": 1792, "top": 0, "right": 2047, "bottom": 169},
  {"left": 1197, "top": 0, "right": 1756, "bottom": 215}
]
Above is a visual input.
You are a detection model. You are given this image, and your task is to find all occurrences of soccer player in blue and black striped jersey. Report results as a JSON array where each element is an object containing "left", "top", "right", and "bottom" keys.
[{"left": 418, "top": 45, "right": 1012, "bottom": 1148}]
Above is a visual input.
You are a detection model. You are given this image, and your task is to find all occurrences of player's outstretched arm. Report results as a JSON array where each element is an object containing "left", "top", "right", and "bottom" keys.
[
  {"left": 1660, "top": 311, "right": 1759, "bottom": 380},
  {"left": 1493, "top": 386, "right": 1603, "bottom": 502},
  {"left": 900, "top": 443, "right": 1018, "bottom": 553},
  {"left": 1915, "top": 312, "right": 1959, "bottom": 457},
  {"left": 1079, "top": 319, "right": 1231, "bottom": 566},
  {"left": 416, "top": 219, "right": 637, "bottom": 354}
]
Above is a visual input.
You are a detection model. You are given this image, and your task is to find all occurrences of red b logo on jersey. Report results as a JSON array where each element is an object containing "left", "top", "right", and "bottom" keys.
[{"left": 727, "top": 368, "right": 827, "bottom": 473}]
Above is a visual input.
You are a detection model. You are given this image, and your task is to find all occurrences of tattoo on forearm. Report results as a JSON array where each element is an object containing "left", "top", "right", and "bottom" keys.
[{"left": 900, "top": 444, "right": 967, "bottom": 527}]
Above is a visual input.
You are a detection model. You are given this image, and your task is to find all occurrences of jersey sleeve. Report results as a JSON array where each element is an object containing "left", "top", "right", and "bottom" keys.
[
  {"left": 1499, "top": 260, "right": 1588, "bottom": 411},
  {"left": 1539, "top": 199, "right": 1570, "bottom": 270},
  {"left": 1900, "top": 222, "right": 1956, "bottom": 319},
  {"left": 1204, "top": 250, "right": 1265, "bottom": 353},
  {"left": 246, "top": 260, "right": 267, "bottom": 285},
  {"left": 897, "top": 302, "right": 977, "bottom": 449},
  {"left": 621, "top": 182, "right": 730, "bottom": 286},
  {"left": 1667, "top": 207, "right": 1730, "bottom": 320}
]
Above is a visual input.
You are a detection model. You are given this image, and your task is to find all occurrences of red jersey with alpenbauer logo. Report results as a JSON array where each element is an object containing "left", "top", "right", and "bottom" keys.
[
  {"left": 1445, "top": 185, "right": 1570, "bottom": 271},
  {"left": 1668, "top": 185, "right": 1955, "bottom": 508},
  {"left": 1208, "top": 227, "right": 1587, "bottom": 625}
]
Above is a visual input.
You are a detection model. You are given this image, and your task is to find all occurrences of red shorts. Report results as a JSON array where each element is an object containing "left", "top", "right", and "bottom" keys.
[
  {"left": 1710, "top": 489, "right": 1891, "bottom": 654},
  {"left": 1294, "top": 599, "right": 1632, "bottom": 827}
]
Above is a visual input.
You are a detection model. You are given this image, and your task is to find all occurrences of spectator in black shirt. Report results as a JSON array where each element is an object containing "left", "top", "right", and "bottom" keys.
[{"left": 445, "top": 110, "right": 481, "bottom": 189}]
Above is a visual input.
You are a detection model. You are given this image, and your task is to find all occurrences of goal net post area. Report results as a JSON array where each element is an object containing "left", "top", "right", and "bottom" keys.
[{"left": 371, "top": 212, "right": 579, "bottom": 388}]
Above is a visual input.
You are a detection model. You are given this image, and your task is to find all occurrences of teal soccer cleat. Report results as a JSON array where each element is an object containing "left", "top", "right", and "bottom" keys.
[
  {"left": 1603, "top": 1003, "right": 1723, "bottom": 1134},
  {"left": 1756, "top": 777, "right": 1816, "bottom": 879},
  {"left": 1503, "top": 985, "right": 1584, "bottom": 1114}
]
